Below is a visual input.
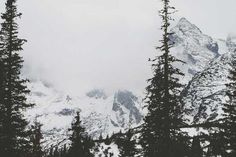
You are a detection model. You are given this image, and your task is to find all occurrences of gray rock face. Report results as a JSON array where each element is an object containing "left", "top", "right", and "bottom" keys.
[
  {"left": 112, "top": 102, "right": 125, "bottom": 115},
  {"left": 57, "top": 108, "right": 75, "bottom": 116},
  {"left": 112, "top": 90, "right": 142, "bottom": 125},
  {"left": 206, "top": 42, "right": 219, "bottom": 55},
  {"left": 170, "top": 18, "right": 220, "bottom": 82},
  {"left": 86, "top": 89, "right": 107, "bottom": 99},
  {"left": 183, "top": 46, "right": 236, "bottom": 124}
]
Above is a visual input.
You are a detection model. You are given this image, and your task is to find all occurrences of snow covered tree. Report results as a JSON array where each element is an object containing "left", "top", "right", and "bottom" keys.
[
  {"left": 68, "top": 111, "right": 94, "bottom": 157},
  {"left": 140, "top": 0, "right": 190, "bottom": 156},
  {"left": 0, "top": 0, "right": 33, "bottom": 157}
]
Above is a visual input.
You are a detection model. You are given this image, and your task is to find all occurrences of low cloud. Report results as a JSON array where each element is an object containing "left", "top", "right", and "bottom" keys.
[{"left": 0, "top": 0, "right": 236, "bottom": 95}]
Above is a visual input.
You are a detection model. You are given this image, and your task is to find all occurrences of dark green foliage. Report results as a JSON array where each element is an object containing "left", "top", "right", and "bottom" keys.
[
  {"left": 206, "top": 130, "right": 227, "bottom": 157},
  {"left": 46, "top": 146, "right": 68, "bottom": 157},
  {"left": 104, "top": 135, "right": 112, "bottom": 145},
  {"left": 99, "top": 133, "right": 103, "bottom": 141},
  {"left": 0, "top": 59, "right": 5, "bottom": 154},
  {"left": 118, "top": 129, "right": 137, "bottom": 157},
  {"left": 0, "top": 60, "right": 4, "bottom": 102},
  {"left": 140, "top": 0, "right": 190, "bottom": 156},
  {"left": 53, "top": 147, "right": 60, "bottom": 157},
  {"left": 0, "top": 0, "right": 33, "bottom": 157},
  {"left": 30, "top": 118, "right": 44, "bottom": 157},
  {"left": 48, "top": 146, "right": 54, "bottom": 157},
  {"left": 44, "top": 114, "right": 96, "bottom": 157},
  {"left": 67, "top": 111, "right": 94, "bottom": 157},
  {"left": 191, "top": 137, "right": 203, "bottom": 157},
  {"left": 61, "top": 144, "right": 68, "bottom": 157}
]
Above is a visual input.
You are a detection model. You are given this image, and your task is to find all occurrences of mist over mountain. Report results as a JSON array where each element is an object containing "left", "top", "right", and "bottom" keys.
[{"left": 23, "top": 18, "right": 236, "bottom": 155}]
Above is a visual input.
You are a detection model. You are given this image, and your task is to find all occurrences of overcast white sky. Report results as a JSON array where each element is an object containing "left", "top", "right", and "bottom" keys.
[{"left": 0, "top": 0, "right": 236, "bottom": 95}]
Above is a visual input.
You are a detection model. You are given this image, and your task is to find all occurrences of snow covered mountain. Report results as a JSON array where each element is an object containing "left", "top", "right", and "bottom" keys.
[
  {"left": 170, "top": 17, "right": 221, "bottom": 83},
  {"left": 24, "top": 17, "right": 236, "bottom": 152},
  {"left": 169, "top": 18, "right": 236, "bottom": 126},
  {"left": 183, "top": 36, "right": 236, "bottom": 124},
  {"left": 25, "top": 80, "right": 144, "bottom": 148}
]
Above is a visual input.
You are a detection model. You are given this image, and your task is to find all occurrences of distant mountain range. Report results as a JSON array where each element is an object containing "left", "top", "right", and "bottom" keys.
[{"left": 25, "top": 80, "right": 144, "bottom": 148}]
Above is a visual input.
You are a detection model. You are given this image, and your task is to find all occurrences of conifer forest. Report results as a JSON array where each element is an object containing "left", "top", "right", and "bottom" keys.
[{"left": 0, "top": 0, "right": 235, "bottom": 157}]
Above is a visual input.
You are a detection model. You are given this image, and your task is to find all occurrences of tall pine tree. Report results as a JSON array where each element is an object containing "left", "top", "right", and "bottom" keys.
[
  {"left": 68, "top": 111, "right": 94, "bottom": 157},
  {"left": 140, "top": 0, "right": 189, "bottom": 156},
  {"left": 30, "top": 118, "right": 44, "bottom": 157},
  {"left": 0, "top": 0, "right": 33, "bottom": 157},
  {"left": 118, "top": 129, "right": 137, "bottom": 157}
]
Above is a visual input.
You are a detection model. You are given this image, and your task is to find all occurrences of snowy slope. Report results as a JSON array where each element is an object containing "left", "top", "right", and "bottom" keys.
[
  {"left": 183, "top": 36, "right": 236, "bottom": 124},
  {"left": 168, "top": 18, "right": 236, "bottom": 125},
  {"left": 170, "top": 18, "right": 220, "bottom": 83},
  {"left": 25, "top": 80, "right": 144, "bottom": 148}
]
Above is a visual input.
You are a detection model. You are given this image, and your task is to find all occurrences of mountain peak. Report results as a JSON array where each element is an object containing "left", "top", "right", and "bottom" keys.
[
  {"left": 178, "top": 17, "right": 190, "bottom": 24},
  {"left": 175, "top": 17, "right": 202, "bottom": 34},
  {"left": 169, "top": 17, "right": 220, "bottom": 83}
]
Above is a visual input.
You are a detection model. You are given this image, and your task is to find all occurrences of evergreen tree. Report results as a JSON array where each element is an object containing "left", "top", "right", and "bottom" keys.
[
  {"left": 217, "top": 52, "right": 236, "bottom": 156},
  {"left": 48, "top": 146, "right": 54, "bottom": 157},
  {"left": 60, "top": 144, "right": 68, "bottom": 157},
  {"left": 191, "top": 136, "right": 203, "bottom": 157},
  {"left": 0, "top": 0, "right": 33, "bottom": 157},
  {"left": 118, "top": 129, "right": 136, "bottom": 157},
  {"left": 30, "top": 118, "right": 44, "bottom": 157},
  {"left": 140, "top": 0, "right": 190, "bottom": 156},
  {"left": 53, "top": 147, "right": 59, "bottom": 157},
  {"left": 104, "top": 135, "right": 111, "bottom": 145},
  {"left": 0, "top": 56, "right": 5, "bottom": 155},
  {"left": 99, "top": 133, "right": 103, "bottom": 141},
  {"left": 68, "top": 111, "right": 94, "bottom": 157},
  {"left": 207, "top": 130, "right": 227, "bottom": 157},
  {"left": 0, "top": 60, "right": 4, "bottom": 102}
]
